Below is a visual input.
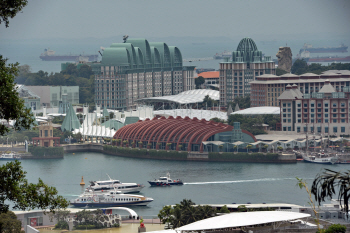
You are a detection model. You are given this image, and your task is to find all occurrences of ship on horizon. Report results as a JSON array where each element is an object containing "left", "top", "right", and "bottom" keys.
[
  {"left": 39, "top": 48, "right": 98, "bottom": 62},
  {"left": 299, "top": 43, "right": 348, "bottom": 54}
]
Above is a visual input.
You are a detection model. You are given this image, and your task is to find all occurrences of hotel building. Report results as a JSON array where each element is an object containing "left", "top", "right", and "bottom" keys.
[
  {"left": 250, "top": 70, "right": 350, "bottom": 107},
  {"left": 219, "top": 38, "right": 275, "bottom": 106},
  {"left": 278, "top": 82, "right": 350, "bottom": 135},
  {"left": 92, "top": 38, "right": 196, "bottom": 110}
]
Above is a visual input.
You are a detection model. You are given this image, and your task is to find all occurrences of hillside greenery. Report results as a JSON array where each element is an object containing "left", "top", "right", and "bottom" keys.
[
  {"left": 15, "top": 63, "right": 95, "bottom": 104},
  {"left": 291, "top": 59, "right": 350, "bottom": 75}
]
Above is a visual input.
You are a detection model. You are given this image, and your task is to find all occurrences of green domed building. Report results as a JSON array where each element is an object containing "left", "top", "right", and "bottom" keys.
[
  {"left": 92, "top": 38, "right": 195, "bottom": 110},
  {"left": 219, "top": 38, "right": 275, "bottom": 106}
]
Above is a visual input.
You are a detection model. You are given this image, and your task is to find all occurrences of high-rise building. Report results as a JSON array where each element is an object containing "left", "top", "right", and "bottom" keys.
[
  {"left": 278, "top": 82, "right": 350, "bottom": 135},
  {"left": 92, "top": 38, "right": 195, "bottom": 110},
  {"left": 250, "top": 70, "right": 350, "bottom": 107},
  {"left": 219, "top": 38, "right": 275, "bottom": 106}
]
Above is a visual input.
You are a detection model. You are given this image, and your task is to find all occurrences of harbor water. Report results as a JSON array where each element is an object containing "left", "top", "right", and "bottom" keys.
[{"left": 1, "top": 152, "right": 348, "bottom": 217}]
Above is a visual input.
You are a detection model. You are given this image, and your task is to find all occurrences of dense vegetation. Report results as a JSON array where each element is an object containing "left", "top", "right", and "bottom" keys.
[
  {"left": 28, "top": 146, "right": 64, "bottom": 157},
  {"left": 291, "top": 59, "right": 350, "bottom": 75},
  {"left": 228, "top": 95, "right": 251, "bottom": 109},
  {"left": 15, "top": 63, "right": 95, "bottom": 104},
  {"left": 208, "top": 152, "right": 279, "bottom": 162},
  {"left": 227, "top": 114, "right": 280, "bottom": 135},
  {"left": 158, "top": 199, "right": 229, "bottom": 229}
]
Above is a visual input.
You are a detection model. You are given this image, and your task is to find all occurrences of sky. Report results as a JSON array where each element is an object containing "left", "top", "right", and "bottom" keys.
[{"left": 1, "top": 0, "right": 350, "bottom": 41}]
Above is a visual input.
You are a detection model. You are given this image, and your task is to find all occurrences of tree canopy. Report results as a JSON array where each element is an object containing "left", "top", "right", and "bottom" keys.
[
  {"left": 227, "top": 114, "right": 280, "bottom": 135},
  {"left": 229, "top": 95, "right": 250, "bottom": 109},
  {"left": 0, "top": 160, "right": 69, "bottom": 214},
  {"left": 195, "top": 76, "right": 205, "bottom": 89},
  {"left": 291, "top": 59, "right": 350, "bottom": 75},
  {"left": 0, "top": 56, "right": 35, "bottom": 136},
  {"left": 0, "top": 0, "right": 28, "bottom": 28}
]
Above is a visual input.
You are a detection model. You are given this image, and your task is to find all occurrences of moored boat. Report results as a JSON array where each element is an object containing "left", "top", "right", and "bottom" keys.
[
  {"left": 0, "top": 152, "right": 21, "bottom": 160},
  {"left": 70, "top": 190, "right": 153, "bottom": 208},
  {"left": 148, "top": 173, "right": 183, "bottom": 186},
  {"left": 302, "top": 154, "right": 338, "bottom": 164}
]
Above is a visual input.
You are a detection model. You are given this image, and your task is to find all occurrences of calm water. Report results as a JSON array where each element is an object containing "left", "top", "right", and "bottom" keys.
[{"left": 2, "top": 152, "right": 349, "bottom": 217}]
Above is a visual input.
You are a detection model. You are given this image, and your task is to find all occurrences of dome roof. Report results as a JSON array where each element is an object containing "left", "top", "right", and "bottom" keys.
[{"left": 236, "top": 38, "right": 258, "bottom": 52}]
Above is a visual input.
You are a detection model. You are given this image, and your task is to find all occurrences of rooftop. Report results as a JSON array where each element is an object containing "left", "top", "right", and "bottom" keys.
[
  {"left": 199, "top": 71, "right": 220, "bottom": 79},
  {"left": 231, "top": 106, "right": 280, "bottom": 115}
]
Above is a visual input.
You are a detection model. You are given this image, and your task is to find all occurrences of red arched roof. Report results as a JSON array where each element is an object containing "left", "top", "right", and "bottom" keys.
[{"left": 113, "top": 117, "right": 234, "bottom": 151}]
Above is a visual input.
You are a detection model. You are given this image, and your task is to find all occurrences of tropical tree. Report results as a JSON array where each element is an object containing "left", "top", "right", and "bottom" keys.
[
  {"left": 0, "top": 211, "right": 23, "bottom": 232},
  {"left": 0, "top": 160, "right": 69, "bottom": 214},
  {"left": 218, "top": 144, "right": 223, "bottom": 152},
  {"left": 311, "top": 169, "right": 350, "bottom": 215},
  {"left": 263, "top": 144, "right": 269, "bottom": 152},
  {"left": 233, "top": 145, "right": 238, "bottom": 153}
]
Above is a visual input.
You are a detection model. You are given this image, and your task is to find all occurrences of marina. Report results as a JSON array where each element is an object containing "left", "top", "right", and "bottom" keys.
[{"left": 3, "top": 151, "right": 349, "bottom": 218}]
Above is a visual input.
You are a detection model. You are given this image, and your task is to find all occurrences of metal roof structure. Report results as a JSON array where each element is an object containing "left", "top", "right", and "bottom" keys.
[
  {"left": 154, "top": 109, "right": 227, "bottom": 121},
  {"left": 140, "top": 89, "right": 219, "bottom": 105},
  {"left": 176, "top": 211, "right": 311, "bottom": 232},
  {"left": 60, "top": 103, "right": 81, "bottom": 131},
  {"left": 231, "top": 106, "right": 280, "bottom": 115}
]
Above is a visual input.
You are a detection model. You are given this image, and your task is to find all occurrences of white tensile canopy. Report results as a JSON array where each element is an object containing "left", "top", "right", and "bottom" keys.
[{"left": 175, "top": 211, "right": 311, "bottom": 232}]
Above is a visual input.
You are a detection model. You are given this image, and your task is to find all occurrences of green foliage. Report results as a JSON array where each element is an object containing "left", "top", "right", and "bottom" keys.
[
  {"left": 0, "top": 160, "right": 69, "bottom": 213},
  {"left": 276, "top": 68, "right": 288, "bottom": 76},
  {"left": 0, "top": 211, "right": 23, "bottom": 233},
  {"left": 0, "top": 0, "right": 28, "bottom": 28},
  {"left": 229, "top": 95, "right": 250, "bottom": 109},
  {"left": 218, "top": 205, "right": 230, "bottom": 213},
  {"left": 75, "top": 209, "right": 104, "bottom": 229},
  {"left": 28, "top": 146, "right": 64, "bottom": 157},
  {"left": 227, "top": 114, "right": 280, "bottom": 135},
  {"left": 54, "top": 220, "right": 69, "bottom": 230},
  {"left": 324, "top": 224, "right": 346, "bottom": 233},
  {"left": 200, "top": 95, "right": 218, "bottom": 108},
  {"left": 0, "top": 56, "right": 35, "bottom": 136},
  {"left": 210, "top": 117, "right": 226, "bottom": 123},
  {"left": 208, "top": 152, "right": 279, "bottom": 162},
  {"left": 291, "top": 59, "right": 350, "bottom": 75},
  {"left": 195, "top": 76, "right": 205, "bottom": 89},
  {"left": 158, "top": 199, "right": 216, "bottom": 229}
]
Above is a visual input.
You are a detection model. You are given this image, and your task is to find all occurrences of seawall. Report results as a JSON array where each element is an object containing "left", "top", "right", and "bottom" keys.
[{"left": 63, "top": 144, "right": 296, "bottom": 163}]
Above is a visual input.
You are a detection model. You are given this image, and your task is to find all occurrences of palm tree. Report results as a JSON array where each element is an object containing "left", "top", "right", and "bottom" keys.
[
  {"left": 233, "top": 145, "right": 238, "bottom": 153},
  {"left": 218, "top": 145, "right": 223, "bottom": 152},
  {"left": 246, "top": 144, "right": 252, "bottom": 153},
  {"left": 263, "top": 144, "right": 269, "bottom": 152},
  {"left": 311, "top": 169, "right": 350, "bottom": 214}
]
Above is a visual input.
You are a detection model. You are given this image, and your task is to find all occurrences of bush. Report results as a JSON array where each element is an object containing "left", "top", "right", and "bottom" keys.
[
  {"left": 28, "top": 146, "right": 64, "bottom": 157},
  {"left": 54, "top": 220, "right": 69, "bottom": 229},
  {"left": 325, "top": 224, "right": 346, "bottom": 233}
]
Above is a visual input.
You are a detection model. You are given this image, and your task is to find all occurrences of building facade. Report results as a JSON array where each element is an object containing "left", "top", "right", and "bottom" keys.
[
  {"left": 250, "top": 70, "right": 350, "bottom": 107},
  {"left": 219, "top": 38, "right": 275, "bottom": 106},
  {"left": 26, "top": 86, "right": 79, "bottom": 108},
  {"left": 278, "top": 82, "right": 350, "bottom": 135},
  {"left": 92, "top": 38, "right": 196, "bottom": 110}
]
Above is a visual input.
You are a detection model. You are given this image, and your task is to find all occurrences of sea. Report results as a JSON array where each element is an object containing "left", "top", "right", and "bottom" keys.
[
  {"left": 1, "top": 37, "right": 350, "bottom": 74},
  {"left": 1, "top": 152, "right": 348, "bottom": 218}
]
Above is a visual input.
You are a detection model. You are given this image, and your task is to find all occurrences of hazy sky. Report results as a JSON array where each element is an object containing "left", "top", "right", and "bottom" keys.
[{"left": 1, "top": 0, "right": 349, "bottom": 40}]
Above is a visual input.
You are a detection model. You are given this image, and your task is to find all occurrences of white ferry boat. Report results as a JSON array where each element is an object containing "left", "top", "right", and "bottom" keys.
[
  {"left": 86, "top": 174, "right": 144, "bottom": 193},
  {"left": 302, "top": 154, "right": 338, "bottom": 164},
  {"left": 70, "top": 190, "right": 153, "bottom": 208}
]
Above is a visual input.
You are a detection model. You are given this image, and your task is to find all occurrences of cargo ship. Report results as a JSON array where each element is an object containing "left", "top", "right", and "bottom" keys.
[
  {"left": 39, "top": 48, "right": 98, "bottom": 61},
  {"left": 299, "top": 43, "right": 348, "bottom": 54}
]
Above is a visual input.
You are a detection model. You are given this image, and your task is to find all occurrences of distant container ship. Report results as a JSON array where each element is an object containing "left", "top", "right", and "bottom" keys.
[
  {"left": 39, "top": 48, "right": 98, "bottom": 61},
  {"left": 299, "top": 43, "right": 348, "bottom": 54}
]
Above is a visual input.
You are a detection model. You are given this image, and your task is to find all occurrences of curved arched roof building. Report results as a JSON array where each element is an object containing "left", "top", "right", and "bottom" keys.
[
  {"left": 92, "top": 38, "right": 195, "bottom": 110},
  {"left": 113, "top": 116, "right": 256, "bottom": 152}
]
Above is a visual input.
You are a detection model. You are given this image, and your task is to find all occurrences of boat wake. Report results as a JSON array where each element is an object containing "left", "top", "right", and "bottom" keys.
[{"left": 184, "top": 177, "right": 311, "bottom": 185}]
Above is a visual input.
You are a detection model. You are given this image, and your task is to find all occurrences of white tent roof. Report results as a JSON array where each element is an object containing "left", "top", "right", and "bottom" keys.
[
  {"left": 232, "top": 141, "right": 246, "bottom": 146},
  {"left": 141, "top": 89, "right": 219, "bottom": 104},
  {"left": 231, "top": 107, "right": 280, "bottom": 115},
  {"left": 176, "top": 211, "right": 310, "bottom": 231},
  {"left": 202, "top": 141, "right": 225, "bottom": 146},
  {"left": 154, "top": 109, "right": 227, "bottom": 121}
]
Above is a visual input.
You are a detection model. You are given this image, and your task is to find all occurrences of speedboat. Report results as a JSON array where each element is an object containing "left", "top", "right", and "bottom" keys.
[
  {"left": 148, "top": 173, "right": 183, "bottom": 186},
  {"left": 70, "top": 190, "right": 153, "bottom": 208},
  {"left": 0, "top": 152, "right": 21, "bottom": 160},
  {"left": 86, "top": 174, "right": 144, "bottom": 194}
]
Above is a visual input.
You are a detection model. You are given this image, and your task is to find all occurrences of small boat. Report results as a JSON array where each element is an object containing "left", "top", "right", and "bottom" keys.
[
  {"left": 70, "top": 190, "right": 153, "bottom": 208},
  {"left": 0, "top": 152, "right": 21, "bottom": 160},
  {"left": 86, "top": 174, "right": 144, "bottom": 194},
  {"left": 148, "top": 173, "right": 183, "bottom": 186}
]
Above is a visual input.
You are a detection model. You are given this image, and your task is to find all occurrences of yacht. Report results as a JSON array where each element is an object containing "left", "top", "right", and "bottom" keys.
[
  {"left": 302, "top": 154, "right": 338, "bottom": 164},
  {"left": 148, "top": 173, "right": 183, "bottom": 186},
  {"left": 0, "top": 152, "right": 21, "bottom": 160},
  {"left": 70, "top": 190, "right": 153, "bottom": 208},
  {"left": 86, "top": 174, "right": 144, "bottom": 193}
]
